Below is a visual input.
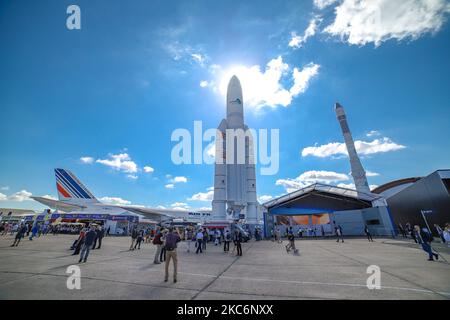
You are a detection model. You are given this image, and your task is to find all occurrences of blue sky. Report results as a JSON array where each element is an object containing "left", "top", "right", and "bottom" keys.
[{"left": 1, "top": 0, "right": 449, "bottom": 211}]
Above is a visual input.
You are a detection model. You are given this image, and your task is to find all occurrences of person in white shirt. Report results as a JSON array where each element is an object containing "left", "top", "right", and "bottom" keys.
[
  {"left": 195, "top": 230, "right": 204, "bottom": 254},
  {"left": 443, "top": 224, "right": 450, "bottom": 247}
]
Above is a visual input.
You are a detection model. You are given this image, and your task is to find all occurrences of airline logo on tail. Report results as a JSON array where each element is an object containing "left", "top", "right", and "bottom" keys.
[{"left": 55, "top": 168, "right": 97, "bottom": 201}]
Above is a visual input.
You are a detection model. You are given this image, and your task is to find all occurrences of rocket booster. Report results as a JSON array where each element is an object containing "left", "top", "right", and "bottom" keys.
[{"left": 335, "top": 102, "right": 371, "bottom": 194}]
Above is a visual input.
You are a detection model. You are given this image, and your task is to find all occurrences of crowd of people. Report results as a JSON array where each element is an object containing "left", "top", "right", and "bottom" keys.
[
  {"left": 2, "top": 218, "right": 449, "bottom": 284},
  {"left": 70, "top": 224, "right": 106, "bottom": 263},
  {"left": 135, "top": 226, "right": 246, "bottom": 282},
  {"left": 0, "top": 221, "right": 91, "bottom": 239}
]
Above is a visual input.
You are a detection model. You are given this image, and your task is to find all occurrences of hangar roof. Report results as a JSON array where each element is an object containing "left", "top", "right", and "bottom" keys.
[
  {"left": 263, "top": 183, "right": 382, "bottom": 212},
  {"left": 371, "top": 177, "right": 421, "bottom": 195}
]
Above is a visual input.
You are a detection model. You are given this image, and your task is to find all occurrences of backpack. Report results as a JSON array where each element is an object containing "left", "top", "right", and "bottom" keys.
[{"left": 164, "top": 233, "right": 178, "bottom": 251}]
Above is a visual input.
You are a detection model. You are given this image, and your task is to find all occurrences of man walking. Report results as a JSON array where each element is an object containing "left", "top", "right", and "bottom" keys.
[
  {"left": 134, "top": 229, "right": 144, "bottom": 250},
  {"left": 72, "top": 227, "right": 86, "bottom": 255},
  {"left": 233, "top": 229, "right": 243, "bottom": 256},
  {"left": 96, "top": 226, "right": 104, "bottom": 249},
  {"left": 79, "top": 226, "right": 96, "bottom": 263},
  {"left": 186, "top": 227, "right": 193, "bottom": 253},
  {"left": 195, "top": 229, "right": 204, "bottom": 254},
  {"left": 11, "top": 224, "right": 27, "bottom": 247},
  {"left": 406, "top": 222, "right": 417, "bottom": 243},
  {"left": 129, "top": 227, "right": 138, "bottom": 250},
  {"left": 276, "top": 228, "right": 282, "bottom": 243},
  {"left": 364, "top": 225, "right": 374, "bottom": 242},
  {"left": 92, "top": 225, "right": 102, "bottom": 250},
  {"left": 285, "top": 230, "right": 297, "bottom": 254},
  {"left": 224, "top": 229, "right": 231, "bottom": 252},
  {"left": 335, "top": 225, "right": 344, "bottom": 243},
  {"left": 434, "top": 224, "right": 445, "bottom": 243},
  {"left": 415, "top": 225, "right": 439, "bottom": 261},
  {"left": 164, "top": 227, "right": 180, "bottom": 283},
  {"left": 398, "top": 223, "right": 407, "bottom": 238},
  {"left": 202, "top": 228, "right": 208, "bottom": 251},
  {"left": 444, "top": 224, "right": 450, "bottom": 247},
  {"left": 28, "top": 223, "right": 39, "bottom": 241},
  {"left": 153, "top": 228, "right": 163, "bottom": 264}
]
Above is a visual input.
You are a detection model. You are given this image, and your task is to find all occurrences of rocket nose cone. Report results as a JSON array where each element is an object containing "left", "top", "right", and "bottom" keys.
[
  {"left": 335, "top": 102, "right": 343, "bottom": 110},
  {"left": 227, "top": 75, "right": 243, "bottom": 102},
  {"left": 228, "top": 75, "right": 241, "bottom": 89}
]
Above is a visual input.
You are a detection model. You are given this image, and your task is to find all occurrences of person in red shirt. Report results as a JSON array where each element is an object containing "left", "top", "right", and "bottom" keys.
[
  {"left": 152, "top": 228, "right": 163, "bottom": 264},
  {"left": 72, "top": 226, "right": 86, "bottom": 255}
]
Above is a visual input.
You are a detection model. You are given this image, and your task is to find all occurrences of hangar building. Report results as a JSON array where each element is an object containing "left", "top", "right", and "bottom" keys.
[{"left": 262, "top": 183, "right": 395, "bottom": 237}]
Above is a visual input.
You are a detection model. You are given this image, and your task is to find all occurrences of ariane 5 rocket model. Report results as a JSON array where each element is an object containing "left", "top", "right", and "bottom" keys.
[{"left": 212, "top": 76, "right": 258, "bottom": 224}]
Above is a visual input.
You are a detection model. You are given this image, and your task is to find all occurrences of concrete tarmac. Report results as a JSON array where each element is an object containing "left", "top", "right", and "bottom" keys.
[{"left": 0, "top": 235, "right": 449, "bottom": 300}]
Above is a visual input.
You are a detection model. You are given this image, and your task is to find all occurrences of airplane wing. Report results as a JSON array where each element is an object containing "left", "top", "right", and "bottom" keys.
[
  {"left": 31, "top": 196, "right": 87, "bottom": 211},
  {"left": 117, "top": 206, "right": 174, "bottom": 222}
]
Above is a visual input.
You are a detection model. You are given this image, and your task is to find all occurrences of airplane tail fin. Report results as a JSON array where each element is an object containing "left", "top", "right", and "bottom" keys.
[{"left": 55, "top": 168, "right": 98, "bottom": 202}]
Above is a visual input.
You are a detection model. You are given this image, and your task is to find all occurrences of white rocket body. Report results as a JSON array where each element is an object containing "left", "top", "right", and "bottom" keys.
[
  {"left": 335, "top": 102, "right": 371, "bottom": 195},
  {"left": 212, "top": 76, "right": 258, "bottom": 224}
]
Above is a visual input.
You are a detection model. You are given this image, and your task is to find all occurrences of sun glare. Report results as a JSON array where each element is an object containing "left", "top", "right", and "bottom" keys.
[
  {"left": 218, "top": 65, "right": 250, "bottom": 95},
  {"left": 216, "top": 57, "right": 293, "bottom": 109}
]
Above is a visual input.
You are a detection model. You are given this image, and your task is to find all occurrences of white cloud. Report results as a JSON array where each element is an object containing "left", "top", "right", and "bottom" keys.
[
  {"left": 7, "top": 190, "right": 33, "bottom": 202},
  {"left": 355, "top": 138, "right": 406, "bottom": 155},
  {"left": 126, "top": 174, "right": 138, "bottom": 180},
  {"left": 172, "top": 207, "right": 189, "bottom": 211},
  {"left": 80, "top": 156, "right": 94, "bottom": 164},
  {"left": 337, "top": 182, "right": 379, "bottom": 191},
  {"left": 99, "top": 196, "right": 132, "bottom": 205},
  {"left": 188, "top": 188, "right": 214, "bottom": 202},
  {"left": 258, "top": 195, "right": 274, "bottom": 202},
  {"left": 217, "top": 56, "right": 320, "bottom": 109},
  {"left": 200, "top": 80, "right": 209, "bottom": 88},
  {"left": 172, "top": 176, "right": 187, "bottom": 183},
  {"left": 276, "top": 170, "right": 379, "bottom": 193},
  {"left": 1, "top": 186, "right": 10, "bottom": 191},
  {"left": 191, "top": 53, "right": 206, "bottom": 66},
  {"left": 209, "top": 64, "right": 221, "bottom": 74},
  {"left": 205, "top": 142, "right": 216, "bottom": 160},
  {"left": 299, "top": 170, "right": 349, "bottom": 182},
  {"left": 171, "top": 202, "right": 190, "bottom": 211},
  {"left": 143, "top": 166, "right": 154, "bottom": 173},
  {"left": 365, "top": 170, "right": 379, "bottom": 177},
  {"left": 156, "top": 205, "right": 167, "bottom": 209},
  {"left": 314, "top": 0, "right": 339, "bottom": 9},
  {"left": 366, "top": 130, "right": 381, "bottom": 137},
  {"left": 197, "top": 206, "right": 212, "bottom": 211},
  {"left": 302, "top": 137, "right": 406, "bottom": 158},
  {"left": 289, "top": 17, "right": 321, "bottom": 48},
  {"left": 337, "top": 182, "right": 356, "bottom": 189},
  {"left": 165, "top": 184, "right": 175, "bottom": 189},
  {"left": 165, "top": 42, "right": 188, "bottom": 61},
  {"left": 0, "top": 193, "right": 7, "bottom": 201},
  {"left": 42, "top": 195, "right": 57, "bottom": 200},
  {"left": 164, "top": 41, "right": 209, "bottom": 67},
  {"left": 96, "top": 153, "right": 138, "bottom": 174},
  {"left": 171, "top": 202, "right": 189, "bottom": 207},
  {"left": 290, "top": 63, "right": 320, "bottom": 96},
  {"left": 323, "top": 0, "right": 450, "bottom": 46},
  {"left": 276, "top": 170, "right": 349, "bottom": 193}
]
